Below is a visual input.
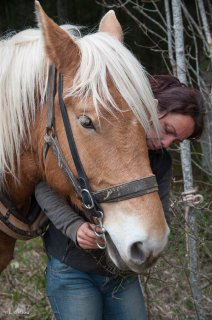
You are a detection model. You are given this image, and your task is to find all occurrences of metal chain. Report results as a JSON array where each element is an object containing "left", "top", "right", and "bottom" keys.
[{"left": 93, "top": 212, "right": 107, "bottom": 249}]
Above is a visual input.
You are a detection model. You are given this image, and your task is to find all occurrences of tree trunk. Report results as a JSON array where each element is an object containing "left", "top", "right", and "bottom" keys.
[
  {"left": 164, "top": 0, "right": 177, "bottom": 76},
  {"left": 197, "top": 0, "right": 212, "bottom": 175},
  {"left": 172, "top": 1, "right": 205, "bottom": 319}
]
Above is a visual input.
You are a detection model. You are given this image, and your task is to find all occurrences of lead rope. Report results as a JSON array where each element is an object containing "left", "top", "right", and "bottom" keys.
[
  {"left": 170, "top": 186, "right": 204, "bottom": 209},
  {"left": 181, "top": 187, "right": 204, "bottom": 207}
]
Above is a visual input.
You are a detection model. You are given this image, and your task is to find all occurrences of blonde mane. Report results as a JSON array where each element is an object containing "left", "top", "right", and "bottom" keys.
[{"left": 0, "top": 25, "right": 159, "bottom": 188}]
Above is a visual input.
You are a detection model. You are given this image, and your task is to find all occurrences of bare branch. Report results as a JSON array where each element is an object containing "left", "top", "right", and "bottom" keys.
[
  {"left": 164, "top": 0, "right": 176, "bottom": 75},
  {"left": 196, "top": 0, "right": 212, "bottom": 61}
]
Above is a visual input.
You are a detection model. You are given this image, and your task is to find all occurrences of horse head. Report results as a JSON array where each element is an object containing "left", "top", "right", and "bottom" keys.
[{"left": 35, "top": 2, "right": 169, "bottom": 273}]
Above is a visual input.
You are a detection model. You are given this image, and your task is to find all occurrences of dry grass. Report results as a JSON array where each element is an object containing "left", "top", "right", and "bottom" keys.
[
  {"left": 0, "top": 238, "right": 53, "bottom": 320},
  {"left": 141, "top": 191, "right": 212, "bottom": 320}
]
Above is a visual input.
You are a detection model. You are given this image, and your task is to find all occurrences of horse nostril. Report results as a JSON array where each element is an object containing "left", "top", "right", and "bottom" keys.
[{"left": 130, "top": 242, "right": 145, "bottom": 264}]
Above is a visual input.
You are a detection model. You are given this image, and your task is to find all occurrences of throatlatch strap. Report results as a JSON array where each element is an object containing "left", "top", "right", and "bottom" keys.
[{"left": 46, "top": 64, "right": 56, "bottom": 131}]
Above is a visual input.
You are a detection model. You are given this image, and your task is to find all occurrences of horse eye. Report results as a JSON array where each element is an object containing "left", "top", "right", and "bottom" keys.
[{"left": 79, "top": 115, "right": 95, "bottom": 130}]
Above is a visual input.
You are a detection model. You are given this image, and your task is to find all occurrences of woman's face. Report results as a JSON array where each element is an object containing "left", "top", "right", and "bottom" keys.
[{"left": 146, "top": 113, "right": 195, "bottom": 150}]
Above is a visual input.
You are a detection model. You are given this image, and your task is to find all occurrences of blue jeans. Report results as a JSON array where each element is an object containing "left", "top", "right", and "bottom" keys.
[{"left": 46, "top": 257, "right": 147, "bottom": 320}]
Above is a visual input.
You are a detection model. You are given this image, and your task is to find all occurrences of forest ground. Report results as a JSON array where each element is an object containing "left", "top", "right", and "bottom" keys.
[{"left": 0, "top": 200, "right": 211, "bottom": 320}]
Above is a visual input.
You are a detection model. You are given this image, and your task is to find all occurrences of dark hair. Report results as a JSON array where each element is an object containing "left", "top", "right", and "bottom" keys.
[{"left": 149, "top": 75, "right": 204, "bottom": 139}]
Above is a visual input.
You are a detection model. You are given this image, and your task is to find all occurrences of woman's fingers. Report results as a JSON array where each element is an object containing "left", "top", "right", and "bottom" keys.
[
  {"left": 77, "top": 238, "right": 98, "bottom": 249},
  {"left": 77, "top": 223, "right": 96, "bottom": 239},
  {"left": 76, "top": 222, "right": 105, "bottom": 249}
]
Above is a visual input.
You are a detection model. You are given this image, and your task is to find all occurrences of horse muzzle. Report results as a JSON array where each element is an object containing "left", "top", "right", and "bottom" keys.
[
  {"left": 104, "top": 213, "right": 169, "bottom": 273},
  {"left": 106, "top": 234, "right": 165, "bottom": 273}
]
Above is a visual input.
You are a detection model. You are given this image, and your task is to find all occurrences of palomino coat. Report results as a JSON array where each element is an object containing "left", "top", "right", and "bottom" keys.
[{"left": 35, "top": 150, "right": 172, "bottom": 275}]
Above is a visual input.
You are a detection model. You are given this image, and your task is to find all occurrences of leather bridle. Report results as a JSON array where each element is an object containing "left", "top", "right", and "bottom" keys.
[{"left": 43, "top": 65, "right": 158, "bottom": 249}]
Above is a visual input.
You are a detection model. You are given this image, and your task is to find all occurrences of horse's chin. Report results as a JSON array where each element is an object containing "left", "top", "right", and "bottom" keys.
[
  {"left": 106, "top": 240, "right": 129, "bottom": 271},
  {"left": 106, "top": 233, "right": 159, "bottom": 274}
]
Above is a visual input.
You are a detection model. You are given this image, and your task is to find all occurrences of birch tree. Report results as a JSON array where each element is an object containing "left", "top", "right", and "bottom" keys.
[
  {"left": 196, "top": 0, "right": 212, "bottom": 176},
  {"left": 172, "top": 2, "right": 205, "bottom": 318}
]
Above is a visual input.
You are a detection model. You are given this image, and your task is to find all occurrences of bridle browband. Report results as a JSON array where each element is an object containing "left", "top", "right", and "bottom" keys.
[{"left": 43, "top": 65, "right": 158, "bottom": 248}]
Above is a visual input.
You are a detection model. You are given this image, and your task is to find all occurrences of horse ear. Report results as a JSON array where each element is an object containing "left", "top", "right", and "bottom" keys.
[
  {"left": 35, "top": 1, "right": 80, "bottom": 74},
  {"left": 98, "top": 10, "right": 123, "bottom": 42}
]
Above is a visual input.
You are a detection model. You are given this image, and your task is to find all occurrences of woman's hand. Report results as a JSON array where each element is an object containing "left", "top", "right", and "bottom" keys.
[{"left": 76, "top": 222, "right": 105, "bottom": 249}]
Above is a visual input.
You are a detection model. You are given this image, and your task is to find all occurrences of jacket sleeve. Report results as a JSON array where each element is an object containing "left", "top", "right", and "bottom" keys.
[
  {"left": 150, "top": 150, "right": 172, "bottom": 226},
  {"left": 35, "top": 182, "right": 85, "bottom": 244},
  {"left": 157, "top": 164, "right": 172, "bottom": 226}
]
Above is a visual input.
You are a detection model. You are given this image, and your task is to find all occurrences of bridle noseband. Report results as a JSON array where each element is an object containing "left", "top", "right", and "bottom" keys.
[{"left": 43, "top": 65, "right": 158, "bottom": 249}]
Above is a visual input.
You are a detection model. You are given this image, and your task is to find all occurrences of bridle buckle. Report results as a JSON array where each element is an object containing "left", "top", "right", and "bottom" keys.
[{"left": 81, "top": 189, "right": 94, "bottom": 210}]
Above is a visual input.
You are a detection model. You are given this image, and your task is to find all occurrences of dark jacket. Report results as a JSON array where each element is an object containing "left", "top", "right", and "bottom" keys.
[{"left": 35, "top": 149, "right": 172, "bottom": 275}]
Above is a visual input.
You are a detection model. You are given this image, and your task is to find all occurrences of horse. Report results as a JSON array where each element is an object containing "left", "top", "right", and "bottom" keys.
[{"left": 0, "top": 1, "right": 169, "bottom": 274}]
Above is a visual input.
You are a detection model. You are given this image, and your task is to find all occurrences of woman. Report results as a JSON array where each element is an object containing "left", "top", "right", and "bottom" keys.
[{"left": 35, "top": 75, "right": 204, "bottom": 320}]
